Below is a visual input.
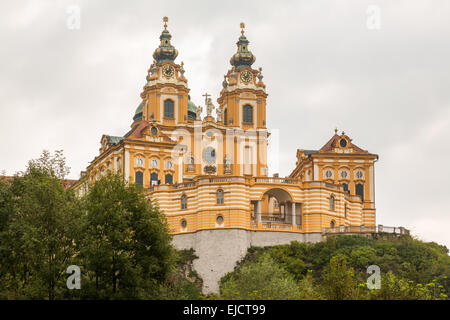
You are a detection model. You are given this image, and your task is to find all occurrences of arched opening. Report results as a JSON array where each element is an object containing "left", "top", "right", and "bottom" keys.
[
  {"left": 164, "top": 99, "right": 174, "bottom": 119},
  {"left": 150, "top": 172, "right": 159, "bottom": 186},
  {"left": 356, "top": 183, "right": 364, "bottom": 202},
  {"left": 330, "top": 220, "right": 336, "bottom": 228},
  {"left": 216, "top": 189, "right": 224, "bottom": 205},
  {"left": 165, "top": 173, "right": 173, "bottom": 185},
  {"left": 224, "top": 108, "right": 228, "bottom": 125},
  {"left": 342, "top": 183, "right": 349, "bottom": 193},
  {"left": 330, "top": 195, "right": 335, "bottom": 211},
  {"left": 135, "top": 171, "right": 143, "bottom": 186},
  {"left": 243, "top": 104, "right": 253, "bottom": 124},
  {"left": 181, "top": 194, "right": 187, "bottom": 210},
  {"left": 253, "top": 188, "right": 300, "bottom": 226}
]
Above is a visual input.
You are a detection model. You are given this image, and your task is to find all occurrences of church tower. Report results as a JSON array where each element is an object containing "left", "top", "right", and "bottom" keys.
[
  {"left": 218, "top": 23, "right": 267, "bottom": 129},
  {"left": 133, "top": 17, "right": 191, "bottom": 126},
  {"left": 217, "top": 23, "right": 269, "bottom": 176}
]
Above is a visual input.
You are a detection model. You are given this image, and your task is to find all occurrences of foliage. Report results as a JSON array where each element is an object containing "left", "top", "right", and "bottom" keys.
[
  {"left": 0, "top": 150, "right": 198, "bottom": 300},
  {"left": 219, "top": 235, "right": 450, "bottom": 300},
  {"left": 220, "top": 253, "right": 301, "bottom": 300},
  {"left": 158, "top": 249, "right": 203, "bottom": 300},
  {"left": 78, "top": 172, "right": 174, "bottom": 299},
  {"left": 0, "top": 151, "right": 81, "bottom": 299}
]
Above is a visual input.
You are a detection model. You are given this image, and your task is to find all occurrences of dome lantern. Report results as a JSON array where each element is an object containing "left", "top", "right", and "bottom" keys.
[
  {"left": 153, "top": 17, "right": 178, "bottom": 64},
  {"left": 229, "top": 22, "right": 256, "bottom": 70}
]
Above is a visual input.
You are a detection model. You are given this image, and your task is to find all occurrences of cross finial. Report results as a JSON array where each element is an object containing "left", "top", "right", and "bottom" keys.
[
  {"left": 202, "top": 92, "right": 211, "bottom": 103},
  {"left": 240, "top": 22, "right": 245, "bottom": 35},
  {"left": 163, "top": 16, "right": 168, "bottom": 29}
]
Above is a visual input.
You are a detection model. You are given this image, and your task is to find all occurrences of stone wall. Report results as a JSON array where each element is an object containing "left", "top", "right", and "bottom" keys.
[{"left": 172, "top": 229, "right": 322, "bottom": 293}]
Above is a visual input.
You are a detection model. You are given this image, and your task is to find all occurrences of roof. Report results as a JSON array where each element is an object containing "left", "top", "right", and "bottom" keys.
[
  {"left": 1, "top": 175, "right": 78, "bottom": 190},
  {"left": 133, "top": 101, "right": 144, "bottom": 121},
  {"left": 124, "top": 122, "right": 175, "bottom": 143},
  {"left": 318, "top": 134, "right": 366, "bottom": 153}
]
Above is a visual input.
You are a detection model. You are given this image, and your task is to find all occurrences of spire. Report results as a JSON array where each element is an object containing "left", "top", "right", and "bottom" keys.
[
  {"left": 153, "top": 16, "right": 178, "bottom": 64},
  {"left": 230, "top": 22, "right": 256, "bottom": 70}
]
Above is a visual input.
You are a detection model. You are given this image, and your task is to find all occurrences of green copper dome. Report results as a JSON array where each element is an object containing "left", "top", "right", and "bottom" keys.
[
  {"left": 133, "top": 101, "right": 144, "bottom": 121},
  {"left": 153, "top": 17, "right": 178, "bottom": 64},
  {"left": 230, "top": 24, "right": 255, "bottom": 70},
  {"left": 187, "top": 95, "right": 196, "bottom": 120}
]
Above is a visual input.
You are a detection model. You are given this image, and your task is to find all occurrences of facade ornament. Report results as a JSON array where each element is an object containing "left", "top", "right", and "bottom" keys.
[
  {"left": 224, "top": 154, "right": 232, "bottom": 174},
  {"left": 222, "top": 75, "right": 228, "bottom": 88},
  {"left": 179, "top": 61, "right": 185, "bottom": 77},
  {"left": 205, "top": 96, "right": 215, "bottom": 117},
  {"left": 257, "top": 67, "right": 264, "bottom": 82},
  {"left": 195, "top": 105, "right": 203, "bottom": 121},
  {"left": 216, "top": 106, "right": 223, "bottom": 122},
  {"left": 150, "top": 60, "right": 159, "bottom": 75},
  {"left": 187, "top": 152, "right": 194, "bottom": 172}
]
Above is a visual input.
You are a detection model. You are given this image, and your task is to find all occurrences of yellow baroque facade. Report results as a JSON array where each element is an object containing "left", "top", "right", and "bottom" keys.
[{"left": 73, "top": 19, "right": 379, "bottom": 292}]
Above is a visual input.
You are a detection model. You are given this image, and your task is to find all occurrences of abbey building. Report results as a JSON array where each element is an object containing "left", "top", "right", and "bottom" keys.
[{"left": 73, "top": 18, "right": 378, "bottom": 293}]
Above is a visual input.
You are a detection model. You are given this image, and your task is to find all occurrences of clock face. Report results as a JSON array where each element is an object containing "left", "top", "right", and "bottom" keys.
[
  {"left": 240, "top": 70, "right": 252, "bottom": 83},
  {"left": 162, "top": 65, "right": 174, "bottom": 78},
  {"left": 203, "top": 147, "right": 216, "bottom": 164}
]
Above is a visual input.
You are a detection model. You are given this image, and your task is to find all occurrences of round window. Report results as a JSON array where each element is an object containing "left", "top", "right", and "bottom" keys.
[
  {"left": 181, "top": 219, "right": 187, "bottom": 228},
  {"left": 203, "top": 147, "right": 216, "bottom": 164},
  {"left": 325, "top": 170, "right": 333, "bottom": 178},
  {"left": 356, "top": 171, "right": 363, "bottom": 179},
  {"left": 216, "top": 215, "right": 224, "bottom": 224},
  {"left": 340, "top": 139, "right": 347, "bottom": 147},
  {"left": 340, "top": 171, "right": 348, "bottom": 178},
  {"left": 151, "top": 127, "right": 158, "bottom": 136}
]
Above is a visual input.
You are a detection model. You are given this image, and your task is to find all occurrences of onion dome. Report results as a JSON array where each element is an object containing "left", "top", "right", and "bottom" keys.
[
  {"left": 230, "top": 23, "right": 255, "bottom": 70},
  {"left": 153, "top": 17, "right": 178, "bottom": 64},
  {"left": 187, "top": 95, "right": 196, "bottom": 120},
  {"left": 133, "top": 101, "right": 144, "bottom": 121}
]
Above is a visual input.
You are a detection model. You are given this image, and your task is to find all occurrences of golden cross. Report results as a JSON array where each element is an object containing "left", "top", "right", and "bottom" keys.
[
  {"left": 240, "top": 22, "right": 245, "bottom": 35},
  {"left": 163, "top": 16, "right": 168, "bottom": 29}
]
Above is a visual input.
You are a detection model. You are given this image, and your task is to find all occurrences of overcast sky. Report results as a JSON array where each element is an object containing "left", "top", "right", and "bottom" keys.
[{"left": 1, "top": 0, "right": 449, "bottom": 248}]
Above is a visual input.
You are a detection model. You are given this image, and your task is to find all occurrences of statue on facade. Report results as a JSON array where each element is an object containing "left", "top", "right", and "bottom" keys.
[
  {"left": 187, "top": 152, "right": 194, "bottom": 172},
  {"left": 216, "top": 106, "right": 223, "bottom": 122},
  {"left": 224, "top": 154, "right": 231, "bottom": 174},
  {"left": 206, "top": 97, "right": 215, "bottom": 117},
  {"left": 195, "top": 105, "right": 203, "bottom": 121}
]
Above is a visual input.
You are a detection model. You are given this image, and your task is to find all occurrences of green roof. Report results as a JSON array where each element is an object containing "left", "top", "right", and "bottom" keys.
[
  {"left": 133, "top": 101, "right": 144, "bottom": 121},
  {"left": 107, "top": 136, "right": 124, "bottom": 145}
]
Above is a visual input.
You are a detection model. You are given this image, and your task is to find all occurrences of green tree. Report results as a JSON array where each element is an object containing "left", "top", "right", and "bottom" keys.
[
  {"left": 79, "top": 173, "right": 173, "bottom": 299},
  {"left": 220, "top": 253, "right": 301, "bottom": 300},
  {"left": 321, "top": 255, "right": 357, "bottom": 300},
  {"left": 0, "top": 150, "right": 82, "bottom": 299}
]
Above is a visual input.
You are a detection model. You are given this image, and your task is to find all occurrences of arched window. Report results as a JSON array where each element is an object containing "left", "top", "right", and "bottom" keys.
[
  {"left": 164, "top": 99, "right": 174, "bottom": 119},
  {"left": 330, "top": 195, "right": 335, "bottom": 211},
  {"left": 243, "top": 104, "right": 253, "bottom": 123},
  {"left": 181, "top": 194, "right": 187, "bottom": 209},
  {"left": 165, "top": 174, "right": 173, "bottom": 185},
  {"left": 224, "top": 108, "right": 228, "bottom": 125},
  {"left": 150, "top": 172, "right": 158, "bottom": 186},
  {"left": 344, "top": 203, "right": 347, "bottom": 218},
  {"left": 217, "top": 189, "right": 224, "bottom": 205},
  {"left": 135, "top": 171, "right": 143, "bottom": 186},
  {"left": 330, "top": 220, "right": 336, "bottom": 228},
  {"left": 356, "top": 183, "right": 364, "bottom": 202},
  {"left": 342, "top": 183, "right": 349, "bottom": 193}
]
